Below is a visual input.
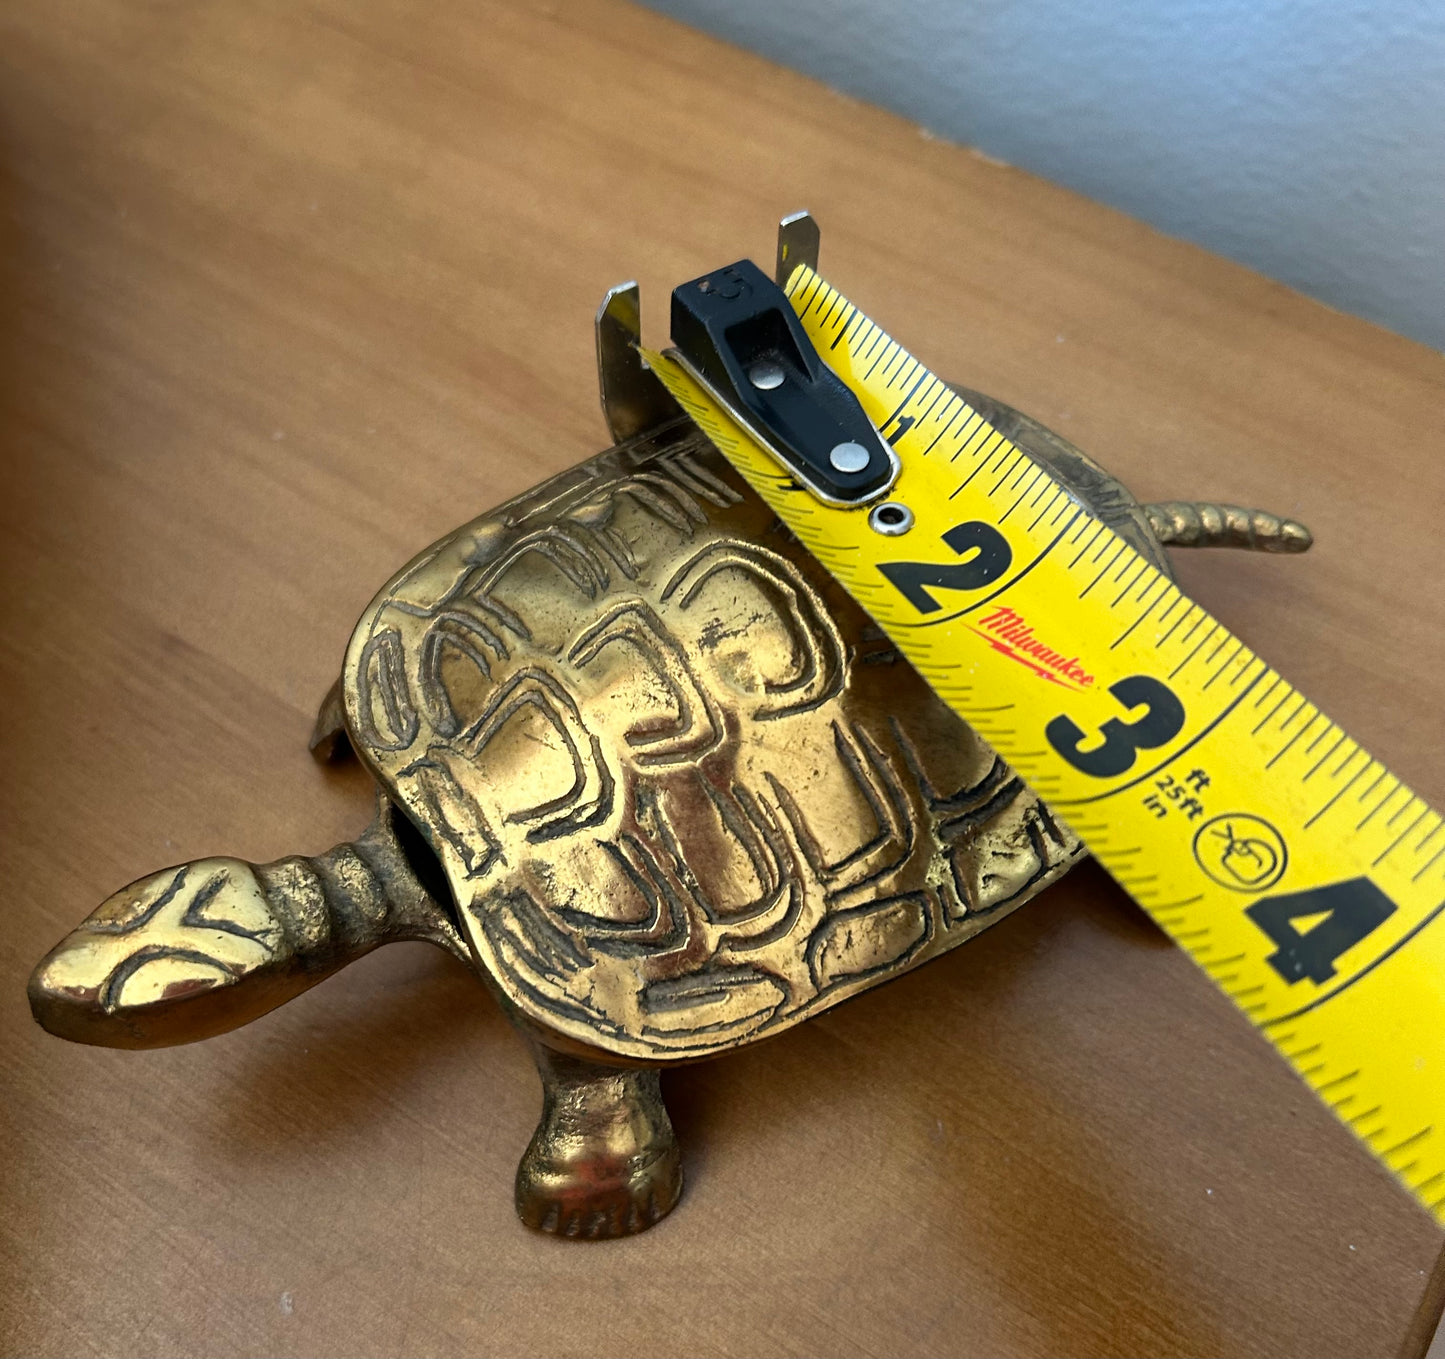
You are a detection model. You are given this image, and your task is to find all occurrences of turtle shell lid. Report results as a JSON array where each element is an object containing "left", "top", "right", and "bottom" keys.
[{"left": 343, "top": 414, "right": 1163, "bottom": 1062}]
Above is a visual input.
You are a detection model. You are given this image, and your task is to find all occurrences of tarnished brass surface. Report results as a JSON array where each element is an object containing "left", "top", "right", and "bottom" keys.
[
  {"left": 342, "top": 424, "right": 1095, "bottom": 1064},
  {"left": 28, "top": 395, "right": 1312, "bottom": 1238},
  {"left": 516, "top": 1043, "right": 683, "bottom": 1239}
]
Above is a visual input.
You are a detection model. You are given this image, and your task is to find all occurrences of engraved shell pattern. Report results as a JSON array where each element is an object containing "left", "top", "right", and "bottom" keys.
[{"left": 343, "top": 427, "right": 1086, "bottom": 1061}]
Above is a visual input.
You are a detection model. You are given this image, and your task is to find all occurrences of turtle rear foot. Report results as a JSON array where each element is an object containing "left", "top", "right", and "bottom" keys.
[{"left": 516, "top": 1045, "right": 682, "bottom": 1239}]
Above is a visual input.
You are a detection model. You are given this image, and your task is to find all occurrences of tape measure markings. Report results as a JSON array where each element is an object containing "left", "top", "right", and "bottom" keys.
[{"left": 644, "top": 265, "right": 1445, "bottom": 1223}]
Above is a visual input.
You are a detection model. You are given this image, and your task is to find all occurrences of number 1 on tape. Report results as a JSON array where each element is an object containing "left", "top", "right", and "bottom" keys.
[{"left": 644, "top": 266, "right": 1445, "bottom": 1225}]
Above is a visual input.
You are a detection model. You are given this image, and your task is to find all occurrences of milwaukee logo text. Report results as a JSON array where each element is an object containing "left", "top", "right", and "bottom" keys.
[{"left": 968, "top": 606, "right": 1095, "bottom": 689}]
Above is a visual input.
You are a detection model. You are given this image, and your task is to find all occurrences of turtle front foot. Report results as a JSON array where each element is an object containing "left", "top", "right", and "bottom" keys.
[{"left": 516, "top": 1045, "right": 682, "bottom": 1240}]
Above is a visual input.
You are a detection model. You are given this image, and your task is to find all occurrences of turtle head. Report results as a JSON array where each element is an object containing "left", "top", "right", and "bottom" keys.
[{"left": 29, "top": 796, "right": 466, "bottom": 1049}]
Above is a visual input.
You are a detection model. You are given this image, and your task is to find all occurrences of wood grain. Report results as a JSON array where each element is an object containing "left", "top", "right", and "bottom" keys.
[{"left": 2, "top": 1, "right": 1442, "bottom": 1354}]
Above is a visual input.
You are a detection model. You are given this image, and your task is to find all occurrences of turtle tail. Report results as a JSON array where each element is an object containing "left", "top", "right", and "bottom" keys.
[{"left": 1141, "top": 502, "right": 1312, "bottom": 553}]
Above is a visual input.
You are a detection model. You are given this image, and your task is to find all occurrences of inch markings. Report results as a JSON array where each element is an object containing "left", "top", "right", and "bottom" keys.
[{"left": 642, "top": 265, "right": 1445, "bottom": 1226}]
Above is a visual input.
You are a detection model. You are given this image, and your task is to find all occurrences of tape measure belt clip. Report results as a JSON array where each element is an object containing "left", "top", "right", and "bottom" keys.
[{"left": 669, "top": 257, "right": 898, "bottom": 505}]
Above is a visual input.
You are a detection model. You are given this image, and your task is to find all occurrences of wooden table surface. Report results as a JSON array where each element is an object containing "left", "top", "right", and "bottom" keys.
[{"left": 3, "top": 2, "right": 1444, "bottom": 1355}]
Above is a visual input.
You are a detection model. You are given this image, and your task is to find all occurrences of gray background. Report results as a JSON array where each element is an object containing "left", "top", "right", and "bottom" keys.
[{"left": 640, "top": 0, "right": 1445, "bottom": 350}]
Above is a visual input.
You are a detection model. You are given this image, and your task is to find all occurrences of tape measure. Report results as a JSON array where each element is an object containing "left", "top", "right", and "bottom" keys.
[{"left": 643, "top": 263, "right": 1445, "bottom": 1226}]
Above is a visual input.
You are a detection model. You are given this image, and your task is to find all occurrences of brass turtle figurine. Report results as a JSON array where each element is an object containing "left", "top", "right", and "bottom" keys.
[{"left": 29, "top": 230, "right": 1313, "bottom": 1239}]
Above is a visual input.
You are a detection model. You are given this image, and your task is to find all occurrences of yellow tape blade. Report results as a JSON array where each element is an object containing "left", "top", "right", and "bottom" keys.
[{"left": 643, "top": 266, "right": 1445, "bottom": 1225}]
